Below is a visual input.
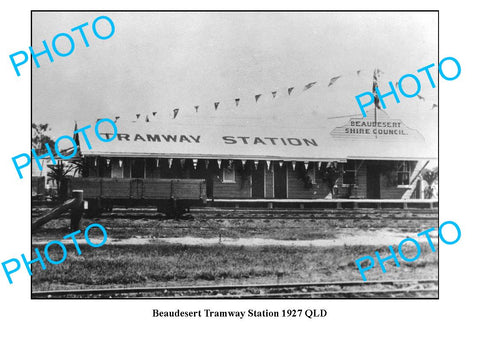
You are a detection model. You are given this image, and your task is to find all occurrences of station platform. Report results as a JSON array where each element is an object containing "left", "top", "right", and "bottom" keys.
[{"left": 207, "top": 198, "right": 438, "bottom": 209}]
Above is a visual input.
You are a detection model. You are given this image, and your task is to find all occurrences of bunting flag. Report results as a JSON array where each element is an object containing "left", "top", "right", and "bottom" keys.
[
  {"left": 85, "top": 68, "right": 438, "bottom": 123},
  {"left": 107, "top": 68, "right": 439, "bottom": 122},
  {"left": 303, "top": 81, "right": 317, "bottom": 91},
  {"left": 328, "top": 76, "right": 341, "bottom": 87}
]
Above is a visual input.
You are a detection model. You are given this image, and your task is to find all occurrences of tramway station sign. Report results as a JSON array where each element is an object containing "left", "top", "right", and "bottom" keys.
[{"left": 99, "top": 133, "right": 320, "bottom": 148}]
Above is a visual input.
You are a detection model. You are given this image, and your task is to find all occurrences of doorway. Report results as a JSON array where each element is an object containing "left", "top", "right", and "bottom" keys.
[
  {"left": 367, "top": 162, "right": 381, "bottom": 199},
  {"left": 273, "top": 162, "right": 287, "bottom": 198},
  {"left": 251, "top": 162, "right": 265, "bottom": 198},
  {"left": 131, "top": 159, "right": 145, "bottom": 178}
]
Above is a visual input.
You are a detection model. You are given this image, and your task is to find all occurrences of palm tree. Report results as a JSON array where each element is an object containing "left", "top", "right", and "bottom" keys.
[
  {"left": 70, "top": 159, "right": 89, "bottom": 177},
  {"left": 47, "top": 162, "right": 75, "bottom": 200}
]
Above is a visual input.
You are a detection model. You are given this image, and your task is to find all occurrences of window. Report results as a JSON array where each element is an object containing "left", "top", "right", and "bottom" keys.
[
  {"left": 222, "top": 163, "right": 236, "bottom": 183},
  {"left": 397, "top": 161, "right": 410, "bottom": 186},
  {"left": 343, "top": 160, "right": 356, "bottom": 185},
  {"left": 307, "top": 167, "right": 316, "bottom": 184}
]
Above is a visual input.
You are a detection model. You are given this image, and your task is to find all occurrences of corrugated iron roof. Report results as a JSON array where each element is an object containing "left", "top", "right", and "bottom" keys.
[{"left": 78, "top": 105, "right": 436, "bottom": 161}]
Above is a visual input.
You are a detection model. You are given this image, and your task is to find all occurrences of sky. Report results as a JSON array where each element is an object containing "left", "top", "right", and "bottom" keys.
[{"left": 32, "top": 11, "right": 438, "bottom": 151}]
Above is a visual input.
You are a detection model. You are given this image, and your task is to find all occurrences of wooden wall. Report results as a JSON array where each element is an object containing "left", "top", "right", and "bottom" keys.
[
  {"left": 337, "top": 160, "right": 416, "bottom": 199},
  {"left": 211, "top": 164, "right": 251, "bottom": 199},
  {"left": 83, "top": 157, "right": 417, "bottom": 200},
  {"left": 337, "top": 161, "right": 368, "bottom": 198},
  {"left": 286, "top": 164, "right": 330, "bottom": 199}
]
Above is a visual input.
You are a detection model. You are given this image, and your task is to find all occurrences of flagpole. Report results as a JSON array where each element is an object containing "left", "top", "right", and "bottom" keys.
[{"left": 373, "top": 69, "right": 378, "bottom": 139}]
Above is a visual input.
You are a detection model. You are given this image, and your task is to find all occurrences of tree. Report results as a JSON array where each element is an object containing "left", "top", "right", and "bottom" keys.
[
  {"left": 422, "top": 167, "right": 438, "bottom": 199},
  {"left": 33, "top": 123, "right": 82, "bottom": 200},
  {"left": 32, "top": 123, "right": 55, "bottom": 152},
  {"left": 47, "top": 162, "right": 75, "bottom": 200}
]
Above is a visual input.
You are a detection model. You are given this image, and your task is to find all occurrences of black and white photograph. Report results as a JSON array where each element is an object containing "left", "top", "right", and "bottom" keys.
[
  {"left": 29, "top": 11, "right": 439, "bottom": 299},
  {"left": 4, "top": 1, "right": 479, "bottom": 338}
]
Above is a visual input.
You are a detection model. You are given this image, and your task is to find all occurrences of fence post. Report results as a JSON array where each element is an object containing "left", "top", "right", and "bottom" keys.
[{"left": 70, "top": 190, "right": 84, "bottom": 230}]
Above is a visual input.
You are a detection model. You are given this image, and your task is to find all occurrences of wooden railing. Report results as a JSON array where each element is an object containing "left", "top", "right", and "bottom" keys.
[{"left": 32, "top": 190, "right": 84, "bottom": 232}]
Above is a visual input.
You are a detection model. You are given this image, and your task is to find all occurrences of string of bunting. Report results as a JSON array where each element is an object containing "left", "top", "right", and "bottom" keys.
[{"left": 125, "top": 68, "right": 438, "bottom": 122}]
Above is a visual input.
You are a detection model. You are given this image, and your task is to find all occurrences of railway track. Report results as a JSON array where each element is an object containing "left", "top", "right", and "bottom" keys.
[
  {"left": 32, "top": 279, "right": 438, "bottom": 298},
  {"left": 32, "top": 207, "right": 438, "bottom": 221}
]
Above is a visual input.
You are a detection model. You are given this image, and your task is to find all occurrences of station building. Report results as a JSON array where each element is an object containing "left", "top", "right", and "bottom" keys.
[{"left": 75, "top": 86, "right": 437, "bottom": 202}]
